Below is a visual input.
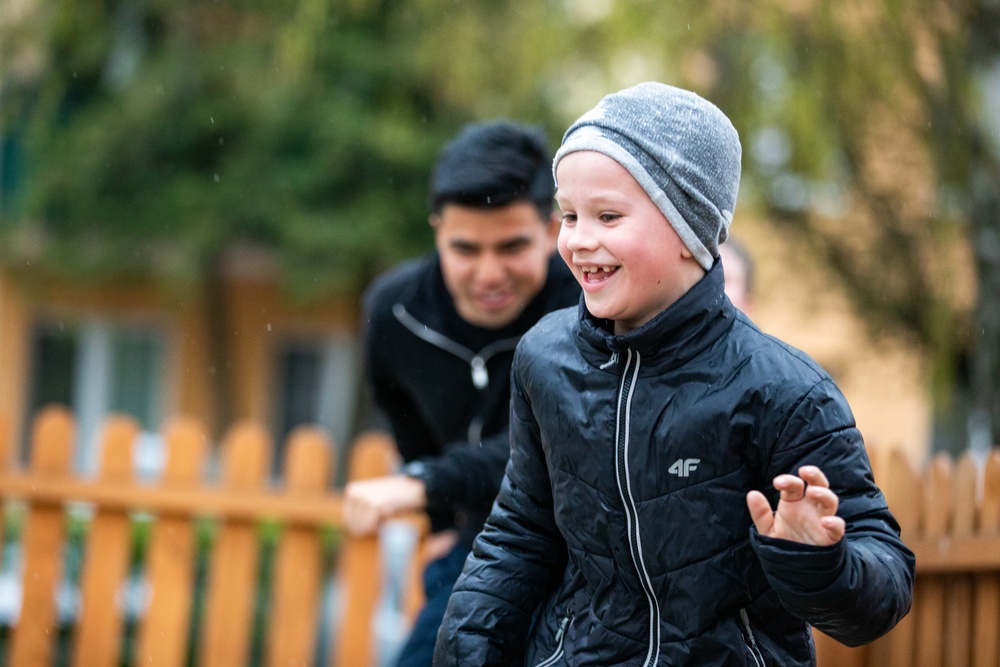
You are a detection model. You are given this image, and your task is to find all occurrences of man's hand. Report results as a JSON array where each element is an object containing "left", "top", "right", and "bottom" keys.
[
  {"left": 746, "top": 465, "right": 845, "bottom": 546},
  {"left": 343, "top": 474, "right": 427, "bottom": 536}
]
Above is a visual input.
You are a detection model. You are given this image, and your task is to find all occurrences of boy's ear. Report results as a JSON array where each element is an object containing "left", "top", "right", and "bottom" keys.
[
  {"left": 680, "top": 247, "right": 694, "bottom": 259},
  {"left": 428, "top": 213, "right": 442, "bottom": 228}
]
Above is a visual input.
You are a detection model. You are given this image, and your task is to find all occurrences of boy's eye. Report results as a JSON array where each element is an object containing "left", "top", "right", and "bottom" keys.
[
  {"left": 599, "top": 212, "right": 621, "bottom": 222},
  {"left": 560, "top": 213, "right": 577, "bottom": 224}
]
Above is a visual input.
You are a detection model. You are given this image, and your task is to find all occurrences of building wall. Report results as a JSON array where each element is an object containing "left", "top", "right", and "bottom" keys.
[{"left": 0, "top": 265, "right": 362, "bottom": 473}]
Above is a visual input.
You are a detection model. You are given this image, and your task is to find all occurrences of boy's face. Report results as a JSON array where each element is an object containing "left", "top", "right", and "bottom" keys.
[
  {"left": 555, "top": 150, "right": 705, "bottom": 335},
  {"left": 431, "top": 201, "right": 559, "bottom": 329}
]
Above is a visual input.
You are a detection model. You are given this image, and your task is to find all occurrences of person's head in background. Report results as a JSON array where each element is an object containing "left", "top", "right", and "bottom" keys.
[
  {"left": 719, "top": 237, "right": 755, "bottom": 316},
  {"left": 429, "top": 121, "right": 560, "bottom": 330}
]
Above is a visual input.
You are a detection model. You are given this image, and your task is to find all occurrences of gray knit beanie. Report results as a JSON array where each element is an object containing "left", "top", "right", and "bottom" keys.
[{"left": 553, "top": 82, "right": 742, "bottom": 270}]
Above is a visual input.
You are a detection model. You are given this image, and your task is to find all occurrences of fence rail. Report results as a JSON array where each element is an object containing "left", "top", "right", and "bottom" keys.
[
  {"left": 0, "top": 405, "right": 422, "bottom": 667},
  {"left": 813, "top": 446, "right": 1000, "bottom": 667},
  {"left": 1, "top": 407, "right": 999, "bottom": 665}
]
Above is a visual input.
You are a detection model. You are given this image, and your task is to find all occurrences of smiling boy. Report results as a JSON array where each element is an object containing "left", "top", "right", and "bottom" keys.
[{"left": 434, "top": 83, "right": 913, "bottom": 666}]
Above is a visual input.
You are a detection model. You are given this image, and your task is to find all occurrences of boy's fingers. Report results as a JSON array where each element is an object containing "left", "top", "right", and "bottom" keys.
[
  {"left": 805, "top": 485, "right": 839, "bottom": 514},
  {"left": 798, "top": 465, "right": 830, "bottom": 488},
  {"left": 821, "top": 515, "right": 846, "bottom": 542},
  {"left": 773, "top": 474, "right": 806, "bottom": 502},
  {"left": 746, "top": 490, "right": 774, "bottom": 534}
]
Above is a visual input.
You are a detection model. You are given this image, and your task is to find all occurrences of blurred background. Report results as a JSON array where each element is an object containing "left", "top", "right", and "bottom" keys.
[{"left": 1, "top": 0, "right": 998, "bottom": 478}]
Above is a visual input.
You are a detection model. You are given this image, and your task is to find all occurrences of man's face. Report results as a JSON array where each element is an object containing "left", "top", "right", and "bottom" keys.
[{"left": 432, "top": 202, "right": 559, "bottom": 329}]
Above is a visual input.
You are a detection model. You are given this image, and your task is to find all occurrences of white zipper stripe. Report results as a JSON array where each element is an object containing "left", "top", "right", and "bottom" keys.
[
  {"left": 392, "top": 302, "right": 521, "bottom": 389},
  {"left": 614, "top": 349, "right": 660, "bottom": 667},
  {"left": 535, "top": 648, "right": 563, "bottom": 667},
  {"left": 740, "top": 607, "right": 766, "bottom": 666},
  {"left": 534, "top": 610, "right": 573, "bottom": 667}
]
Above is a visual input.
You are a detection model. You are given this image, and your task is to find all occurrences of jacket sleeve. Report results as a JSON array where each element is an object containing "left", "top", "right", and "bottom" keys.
[
  {"left": 362, "top": 288, "right": 512, "bottom": 513},
  {"left": 434, "top": 368, "right": 567, "bottom": 666},
  {"left": 421, "top": 430, "right": 511, "bottom": 512},
  {"left": 750, "top": 379, "right": 915, "bottom": 646}
]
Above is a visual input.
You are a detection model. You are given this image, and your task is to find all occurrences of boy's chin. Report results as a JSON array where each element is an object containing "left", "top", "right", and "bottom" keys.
[{"left": 582, "top": 298, "right": 615, "bottom": 321}]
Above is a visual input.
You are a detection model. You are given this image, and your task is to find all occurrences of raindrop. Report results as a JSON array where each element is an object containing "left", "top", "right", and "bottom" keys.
[
  {"left": 266, "top": 323, "right": 272, "bottom": 332},
  {"left": 213, "top": 174, "right": 220, "bottom": 182}
]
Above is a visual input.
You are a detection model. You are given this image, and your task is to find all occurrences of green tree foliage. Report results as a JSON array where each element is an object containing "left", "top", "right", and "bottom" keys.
[
  {"left": 0, "top": 0, "right": 566, "bottom": 297},
  {"left": 543, "top": 0, "right": 1000, "bottom": 450},
  {"left": 2, "top": 0, "right": 998, "bottom": 448}
]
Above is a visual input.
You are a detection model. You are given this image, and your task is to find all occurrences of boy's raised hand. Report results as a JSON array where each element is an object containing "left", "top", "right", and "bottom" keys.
[{"left": 746, "top": 465, "right": 845, "bottom": 546}]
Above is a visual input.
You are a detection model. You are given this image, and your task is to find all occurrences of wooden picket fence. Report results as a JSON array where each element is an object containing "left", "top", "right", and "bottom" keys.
[
  {"left": 0, "top": 405, "right": 424, "bottom": 667},
  {"left": 0, "top": 406, "right": 999, "bottom": 666},
  {"left": 813, "top": 445, "right": 1000, "bottom": 667}
]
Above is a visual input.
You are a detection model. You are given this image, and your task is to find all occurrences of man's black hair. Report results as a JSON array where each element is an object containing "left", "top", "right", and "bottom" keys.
[{"left": 429, "top": 120, "right": 554, "bottom": 219}]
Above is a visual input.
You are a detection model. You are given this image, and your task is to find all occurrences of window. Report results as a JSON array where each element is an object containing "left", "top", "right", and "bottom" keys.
[
  {"left": 24, "top": 319, "right": 167, "bottom": 475},
  {"left": 272, "top": 333, "right": 359, "bottom": 478}
]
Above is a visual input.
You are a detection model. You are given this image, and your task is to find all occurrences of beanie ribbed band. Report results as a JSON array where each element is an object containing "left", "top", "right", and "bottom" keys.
[{"left": 553, "top": 82, "right": 742, "bottom": 270}]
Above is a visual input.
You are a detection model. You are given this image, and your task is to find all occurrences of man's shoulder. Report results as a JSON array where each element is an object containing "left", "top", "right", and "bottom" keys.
[{"left": 363, "top": 255, "right": 433, "bottom": 317}]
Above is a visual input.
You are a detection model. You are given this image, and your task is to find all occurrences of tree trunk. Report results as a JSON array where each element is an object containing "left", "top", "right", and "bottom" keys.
[
  {"left": 205, "top": 256, "right": 234, "bottom": 438},
  {"left": 969, "top": 162, "right": 1000, "bottom": 452}
]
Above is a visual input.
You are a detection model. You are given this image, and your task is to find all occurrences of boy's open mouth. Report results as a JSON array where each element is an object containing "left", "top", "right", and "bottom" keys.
[{"left": 581, "top": 265, "right": 618, "bottom": 283}]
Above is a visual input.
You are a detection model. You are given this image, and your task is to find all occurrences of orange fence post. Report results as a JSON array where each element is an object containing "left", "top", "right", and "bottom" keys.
[
  {"left": 198, "top": 422, "right": 269, "bottom": 667},
  {"left": 265, "top": 426, "right": 334, "bottom": 667},
  {"left": 915, "top": 456, "right": 951, "bottom": 667},
  {"left": 9, "top": 406, "right": 75, "bottom": 667},
  {"left": 972, "top": 450, "right": 1000, "bottom": 667},
  {"left": 135, "top": 416, "right": 208, "bottom": 667},
  {"left": 72, "top": 415, "right": 140, "bottom": 667},
  {"left": 942, "top": 453, "right": 978, "bottom": 666},
  {"left": 332, "top": 431, "right": 399, "bottom": 667}
]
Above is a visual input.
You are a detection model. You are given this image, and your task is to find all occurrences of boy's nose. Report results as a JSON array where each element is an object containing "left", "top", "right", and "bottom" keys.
[{"left": 563, "top": 224, "right": 598, "bottom": 252}]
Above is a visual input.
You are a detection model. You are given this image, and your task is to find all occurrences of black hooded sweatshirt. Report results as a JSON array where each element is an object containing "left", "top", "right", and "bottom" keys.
[{"left": 362, "top": 252, "right": 579, "bottom": 547}]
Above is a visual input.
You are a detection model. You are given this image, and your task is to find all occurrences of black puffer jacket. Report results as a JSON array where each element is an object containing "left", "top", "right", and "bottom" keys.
[{"left": 435, "top": 263, "right": 914, "bottom": 666}]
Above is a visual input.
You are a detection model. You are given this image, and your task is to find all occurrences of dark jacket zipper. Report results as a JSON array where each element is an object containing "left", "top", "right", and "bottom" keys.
[
  {"left": 534, "top": 609, "right": 575, "bottom": 667},
  {"left": 392, "top": 303, "right": 520, "bottom": 390},
  {"left": 740, "top": 607, "right": 766, "bottom": 666},
  {"left": 614, "top": 349, "right": 661, "bottom": 667}
]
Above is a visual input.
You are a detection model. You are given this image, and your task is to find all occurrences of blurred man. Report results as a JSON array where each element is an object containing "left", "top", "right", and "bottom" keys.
[
  {"left": 343, "top": 120, "right": 580, "bottom": 667},
  {"left": 720, "top": 236, "right": 755, "bottom": 315}
]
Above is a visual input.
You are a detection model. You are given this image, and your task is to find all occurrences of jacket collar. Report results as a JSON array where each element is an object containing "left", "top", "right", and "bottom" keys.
[
  {"left": 400, "top": 252, "right": 577, "bottom": 351},
  {"left": 577, "top": 259, "right": 736, "bottom": 373}
]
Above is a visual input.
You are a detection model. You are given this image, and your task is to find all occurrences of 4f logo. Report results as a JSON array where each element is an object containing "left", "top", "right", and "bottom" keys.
[{"left": 668, "top": 458, "right": 700, "bottom": 477}]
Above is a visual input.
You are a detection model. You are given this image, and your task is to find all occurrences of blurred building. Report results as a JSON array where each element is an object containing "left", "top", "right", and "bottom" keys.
[{"left": 0, "top": 249, "right": 362, "bottom": 478}]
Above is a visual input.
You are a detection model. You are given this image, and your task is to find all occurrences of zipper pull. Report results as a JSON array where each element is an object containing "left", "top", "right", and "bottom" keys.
[
  {"left": 471, "top": 356, "right": 488, "bottom": 389},
  {"left": 599, "top": 351, "right": 619, "bottom": 370},
  {"left": 554, "top": 608, "right": 574, "bottom": 643}
]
